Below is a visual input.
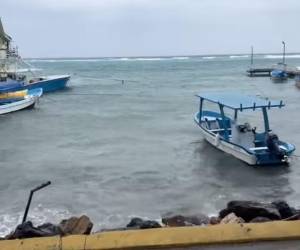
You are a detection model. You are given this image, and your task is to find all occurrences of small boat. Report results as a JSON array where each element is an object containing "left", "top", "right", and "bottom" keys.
[
  {"left": 0, "top": 19, "right": 70, "bottom": 93},
  {"left": 0, "top": 88, "right": 42, "bottom": 114},
  {"left": 194, "top": 93, "right": 295, "bottom": 165},
  {"left": 0, "top": 74, "right": 70, "bottom": 93},
  {"left": 270, "top": 69, "right": 288, "bottom": 81}
]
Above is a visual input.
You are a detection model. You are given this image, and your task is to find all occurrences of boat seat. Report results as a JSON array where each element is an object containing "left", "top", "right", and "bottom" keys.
[{"left": 204, "top": 118, "right": 219, "bottom": 130}]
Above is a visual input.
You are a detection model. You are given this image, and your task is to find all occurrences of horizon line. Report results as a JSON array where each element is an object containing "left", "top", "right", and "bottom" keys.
[{"left": 23, "top": 52, "right": 299, "bottom": 60}]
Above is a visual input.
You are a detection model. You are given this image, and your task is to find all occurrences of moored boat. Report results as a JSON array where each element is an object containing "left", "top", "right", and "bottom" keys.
[
  {"left": 0, "top": 88, "right": 43, "bottom": 114},
  {"left": 270, "top": 69, "right": 288, "bottom": 81},
  {"left": 0, "top": 19, "right": 70, "bottom": 93},
  {"left": 194, "top": 93, "right": 295, "bottom": 166}
]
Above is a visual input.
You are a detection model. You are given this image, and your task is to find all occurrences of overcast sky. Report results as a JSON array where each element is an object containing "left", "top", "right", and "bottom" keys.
[{"left": 1, "top": 0, "right": 299, "bottom": 58}]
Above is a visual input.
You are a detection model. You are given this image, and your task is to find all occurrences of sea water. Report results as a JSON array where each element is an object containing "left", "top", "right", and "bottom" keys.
[{"left": 0, "top": 54, "right": 300, "bottom": 235}]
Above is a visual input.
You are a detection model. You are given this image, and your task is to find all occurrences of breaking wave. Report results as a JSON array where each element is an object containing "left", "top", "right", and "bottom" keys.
[
  {"left": 264, "top": 54, "right": 300, "bottom": 59},
  {"left": 17, "top": 68, "right": 41, "bottom": 72},
  {"left": 0, "top": 205, "right": 71, "bottom": 237},
  {"left": 202, "top": 56, "right": 216, "bottom": 60},
  {"left": 229, "top": 55, "right": 249, "bottom": 58}
]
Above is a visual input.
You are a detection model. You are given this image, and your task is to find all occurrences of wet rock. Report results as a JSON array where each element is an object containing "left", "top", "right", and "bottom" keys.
[
  {"left": 59, "top": 215, "right": 93, "bottom": 235},
  {"left": 219, "top": 201, "right": 281, "bottom": 222},
  {"left": 6, "top": 221, "right": 62, "bottom": 239},
  {"left": 126, "top": 217, "right": 161, "bottom": 229},
  {"left": 37, "top": 223, "right": 63, "bottom": 235},
  {"left": 250, "top": 217, "right": 271, "bottom": 223},
  {"left": 271, "top": 200, "right": 295, "bottom": 219},
  {"left": 209, "top": 216, "right": 220, "bottom": 225},
  {"left": 162, "top": 214, "right": 209, "bottom": 227},
  {"left": 220, "top": 213, "right": 244, "bottom": 224}
]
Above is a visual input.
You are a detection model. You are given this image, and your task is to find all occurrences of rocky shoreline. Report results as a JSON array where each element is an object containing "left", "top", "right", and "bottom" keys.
[{"left": 2, "top": 200, "right": 300, "bottom": 240}]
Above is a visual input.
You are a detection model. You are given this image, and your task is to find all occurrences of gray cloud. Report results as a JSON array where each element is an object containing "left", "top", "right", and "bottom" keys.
[{"left": 1, "top": 0, "right": 299, "bottom": 57}]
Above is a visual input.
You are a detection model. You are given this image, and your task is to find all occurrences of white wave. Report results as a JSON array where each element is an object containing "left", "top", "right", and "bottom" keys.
[
  {"left": 26, "top": 58, "right": 106, "bottom": 63},
  {"left": 113, "top": 57, "right": 169, "bottom": 61},
  {"left": 264, "top": 54, "right": 300, "bottom": 59},
  {"left": 27, "top": 56, "right": 191, "bottom": 63},
  {"left": 229, "top": 55, "right": 249, "bottom": 58},
  {"left": 0, "top": 205, "right": 71, "bottom": 237},
  {"left": 171, "top": 56, "right": 190, "bottom": 60},
  {"left": 202, "top": 56, "right": 216, "bottom": 59},
  {"left": 136, "top": 57, "right": 167, "bottom": 61},
  {"left": 17, "top": 67, "right": 42, "bottom": 72}
]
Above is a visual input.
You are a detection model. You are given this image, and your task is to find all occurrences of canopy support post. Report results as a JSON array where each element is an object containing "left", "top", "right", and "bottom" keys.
[
  {"left": 262, "top": 107, "right": 270, "bottom": 132},
  {"left": 199, "top": 98, "right": 203, "bottom": 121},
  {"left": 234, "top": 109, "right": 238, "bottom": 121},
  {"left": 219, "top": 104, "right": 229, "bottom": 141}
]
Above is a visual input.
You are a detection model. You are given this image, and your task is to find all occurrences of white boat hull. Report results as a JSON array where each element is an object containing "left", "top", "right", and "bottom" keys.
[
  {"left": 0, "top": 96, "right": 37, "bottom": 115},
  {"left": 194, "top": 115, "right": 257, "bottom": 165}
]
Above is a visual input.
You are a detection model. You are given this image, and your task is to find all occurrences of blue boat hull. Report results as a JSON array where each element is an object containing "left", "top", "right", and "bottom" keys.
[
  {"left": 25, "top": 76, "right": 70, "bottom": 93},
  {"left": 271, "top": 70, "right": 288, "bottom": 81},
  {"left": 0, "top": 75, "right": 70, "bottom": 93}
]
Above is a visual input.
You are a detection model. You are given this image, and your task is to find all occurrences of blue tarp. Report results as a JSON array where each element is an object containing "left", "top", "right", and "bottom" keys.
[{"left": 196, "top": 93, "right": 284, "bottom": 110}]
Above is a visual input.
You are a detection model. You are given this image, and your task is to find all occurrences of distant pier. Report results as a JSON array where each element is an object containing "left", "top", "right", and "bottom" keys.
[{"left": 247, "top": 67, "right": 299, "bottom": 77}]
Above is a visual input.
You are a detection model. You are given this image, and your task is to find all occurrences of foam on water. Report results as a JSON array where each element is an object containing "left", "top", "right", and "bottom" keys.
[
  {"left": 202, "top": 56, "right": 216, "bottom": 59},
  {"left": 17, "top": 68, "right": 42, "bottom": 72},
  {"left": 264, "top": 54, "right": 300, "bottom": 59},
  {"left": 0, "top": 205, "right": 71, "bottom": 237},
  {"left": 229, "top": 55, "right": 249, "bottom": 58}
]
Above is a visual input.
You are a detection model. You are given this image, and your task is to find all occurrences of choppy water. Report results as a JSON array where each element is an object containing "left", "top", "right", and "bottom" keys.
[{"left": 1, "top": 54, "right": 300, "bottom": 235}]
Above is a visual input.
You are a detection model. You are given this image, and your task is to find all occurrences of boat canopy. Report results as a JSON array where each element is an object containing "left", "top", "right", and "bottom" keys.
[{"left": 196, "top": 93, "right": 284, "bottom": 111}]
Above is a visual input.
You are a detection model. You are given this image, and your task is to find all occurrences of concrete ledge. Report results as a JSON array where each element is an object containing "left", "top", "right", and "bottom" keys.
[{"left": 1, "top": 220, "right": 300, "bottom": 250}]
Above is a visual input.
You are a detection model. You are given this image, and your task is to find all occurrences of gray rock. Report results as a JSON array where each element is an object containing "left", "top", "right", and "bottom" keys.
[
  {"left": 6, "top": 221, "right": 62, "bottom": 239},
  {"left": 59, "top": 215, "right": 93, "bottom": 235},
  {"left": 250, "top": 217, "right": 272, "bottom": 223},
  {"left": 271, "top": 200, "right": 295, "bottom": 219},
  {"left": 219, "top": 200, "right": 281, "bottom": 222},
  {"left": 126, "top": 217, "right": 161, "bottom": 229},
  {"left": 162, "top": 214, "right": 209, "bottom": 227}
]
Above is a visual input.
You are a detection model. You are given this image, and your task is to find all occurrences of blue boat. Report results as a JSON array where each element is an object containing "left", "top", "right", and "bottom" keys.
[
  {"left": 0, "top": 19, "right": 70, "bottom": 93},
  {"left": 194, "top": 93, "right": 295, "bottom": 166},
  {"left": 0, "top": 88, "right": 43, "bottom": 114},
  {"left": 270, "top": 69, "right": 288, "bottom": 81},
  {"left": 0, "top": 74, "right": 70, "bottom": 93}
]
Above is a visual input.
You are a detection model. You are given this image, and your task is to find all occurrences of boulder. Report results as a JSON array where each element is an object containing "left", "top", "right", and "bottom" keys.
[
  {"left": 219, "top": 201, "right": 281, "bottom": 222},
  {"left": 162, "top": 214, "right": 209, "bottom": 227},
  {"left": 220, "top": 213, "right": 244, "bottom": 224},
  {"left": 271, "top": 200, "right": 295, "bottom": 219},
  {"left": 126, "top": 217, "right": 161, "bottom": 229},
  {"left": 209, "top": 216, "right": 220, "bottom": 225},
  {"left": 6, "top": 221, "right": 62, "bottom": 239},
  {"left": 250, "top": 217, "right": 271, "bottom": 223},
  {"left": 59, "top": 215, "right": 93, "bottom": 235}
]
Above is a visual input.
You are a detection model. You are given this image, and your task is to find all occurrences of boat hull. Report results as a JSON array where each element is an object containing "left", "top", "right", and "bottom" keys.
[
  {"left": 0, "top": 88, "right": 43, "bottom": 115},
  {"left": 194, "top": 113, "right": 292, "bottom": 166},
  {"left": 25, "top": 75, "right": 70, "bottom": 93},
  {"left": 0, "top": 75, "right": 70, "bottom": 93},
  {"left": 0, "top": 96, "right": 36, "bottom": 114},
  {"left": 271, "top": 70, "right": 288, "bottom": 82}
]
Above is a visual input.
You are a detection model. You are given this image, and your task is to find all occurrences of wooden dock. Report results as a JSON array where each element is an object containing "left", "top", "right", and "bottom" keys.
[
  {"left": 247, "top": 67, "right": 299, "bottom": 77},
  {"left": 247, "top": 68, "right": 272, "bottom": 77}
]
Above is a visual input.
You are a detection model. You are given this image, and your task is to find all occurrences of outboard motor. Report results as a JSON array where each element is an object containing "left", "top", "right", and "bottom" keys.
[{"left": 266, "top": 132, "right": 286, "bottom": 160}]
